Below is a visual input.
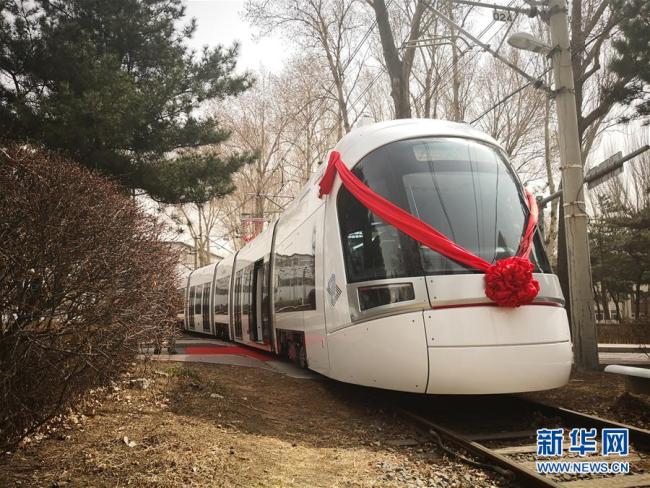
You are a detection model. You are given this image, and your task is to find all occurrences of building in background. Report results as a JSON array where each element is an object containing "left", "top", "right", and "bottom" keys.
[
  {"left": 595, "top": 284, "right": 649, "bottom": 323},
  {"left": 166, "top": 241, "right": 223, "bottom": 287}
]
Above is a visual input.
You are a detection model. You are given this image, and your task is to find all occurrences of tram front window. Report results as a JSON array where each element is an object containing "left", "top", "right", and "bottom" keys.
[{"left": 338, "top": 137, "right": 551, "bottom": 283}]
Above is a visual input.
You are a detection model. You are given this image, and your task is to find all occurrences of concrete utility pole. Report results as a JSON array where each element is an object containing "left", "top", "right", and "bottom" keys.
[
  {"left": 430, "top": 0, "right": 600, "bottom": 369},
  {"left": 547, "top": 0, "right": 598, "bottom": 370}
]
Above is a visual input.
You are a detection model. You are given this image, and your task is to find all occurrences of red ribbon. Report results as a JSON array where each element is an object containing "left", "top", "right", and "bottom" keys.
[{"left": 319, "top": 150, "right": 540, "bottom": 307}]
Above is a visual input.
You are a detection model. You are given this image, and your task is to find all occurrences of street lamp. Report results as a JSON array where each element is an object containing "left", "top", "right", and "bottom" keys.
[{"left": 507, "top": 32, "right": 552, "bottom": 55}]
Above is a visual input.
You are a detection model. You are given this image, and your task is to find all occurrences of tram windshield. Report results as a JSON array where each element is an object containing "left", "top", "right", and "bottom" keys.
[{"left": 338, "top": 137, "right": 551, "bottom": 283}]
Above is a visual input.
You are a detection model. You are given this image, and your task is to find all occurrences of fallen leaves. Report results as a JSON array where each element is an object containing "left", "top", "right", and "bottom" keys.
[{"left": 122, "top": 436, "right": 136, "bottom": 448}]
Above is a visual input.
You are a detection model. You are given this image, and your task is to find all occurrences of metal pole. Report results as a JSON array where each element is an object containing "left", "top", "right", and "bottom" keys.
[
  {"left": 548, "top": 0, "right": 598, "bottom": 370},
  {"left": 585, "top": 145, "right": 650, "bottom": 185},
  {"left": 539, "top": 145, "right": 650, "bottom": 207}
]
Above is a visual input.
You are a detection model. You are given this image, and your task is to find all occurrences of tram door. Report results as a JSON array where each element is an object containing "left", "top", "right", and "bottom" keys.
[
  {"left": 250, "top": 259, "right": 272, "bottom": 345},
  {"left": 251, "top": 260, "right": 264, "bottom": 343},
  {"left": 233, "top": 273, "right": 243, "bottom": 339},
  {"left": 187, "top": 286, "right": 195, "bottom": 330}
]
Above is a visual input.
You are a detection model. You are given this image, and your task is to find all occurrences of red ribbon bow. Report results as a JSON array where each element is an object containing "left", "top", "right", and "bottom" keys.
[{"left": 319, "top": 150, "right": 540, "bottom": 307}]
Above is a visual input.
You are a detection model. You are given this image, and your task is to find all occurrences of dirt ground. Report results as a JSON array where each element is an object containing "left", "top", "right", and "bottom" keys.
[
  {"left": 3, "top": 362, "right": 648, "bottom": 488},
  {"left": 0, "top": 361, "right": 506, "bottom": 488},
  {"left": 524, "top": 369, "right": 650, "bottom": 430}
]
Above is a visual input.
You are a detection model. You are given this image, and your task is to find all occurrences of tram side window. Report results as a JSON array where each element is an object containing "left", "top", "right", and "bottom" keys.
[
  {"left": 214, "top": 275, "right": 229, "bottom": 320},
  {"left": 339, "top": 192, "right": 418, "bottom": 283},
  {"left": 304, "top": 258, "right": 316, "bottom": 309},
  {"left": 275, "top": 255, "right": 284, "bottom": 310},
  {"left": 247, "top": 265, "right": 255, "bottom": 325},
  {"left": 194, "top": 285, "right": 202, "bottom": 315},
  {"left": 261, "top": 260, "right": 271, "bottom": 341},
  {"left": 274, "top": 252, "right": 316, "bottom": 313},
  {"left": 188, "top": 286, "right": 195, "bottom": 329},
  {"left": 202, "top": 283, "right": 211, "bottom": 331}
]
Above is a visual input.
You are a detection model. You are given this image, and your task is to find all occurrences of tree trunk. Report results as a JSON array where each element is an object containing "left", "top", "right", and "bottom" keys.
[
  {"left": 601, "top": 284, "right": 611, "bottom": 320},
  {"left": 423, "top": 61, "right": 434, "bottom": 118},
  {"left": 370, "top": 0, "right": 425, "bottom": 118},
  {"left": 197, "top": 203, "right": 206, "bottom": 267},
  {"left": 635, "top": 282, "right": 641, "bottom": 319},
  {"left": 593, "top": 284, "right": 601, "bottom": 319},
  {"left": 448, "top": 0, "right": 461, "bottom": 121},
  {"left": 254, "top": 192, "right": 264, "bottom": 238},
  {"left": 318, "top": 14, "right": 351, "bottom": 133}
]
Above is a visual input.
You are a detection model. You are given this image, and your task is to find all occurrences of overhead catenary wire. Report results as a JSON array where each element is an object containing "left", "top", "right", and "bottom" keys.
[
  {"left": 469, "top": 25, "right": 615, "bottom": 124},
  {"left": 223, "top": 0, "right": 397, "bottom": 237},
  {"left": 320, "top": 1, "right": 519, "bottom": 149},
  {"left": 199, "top": 1, "right": 530, "bottom": 253},
  {"left": 423, "top": 1, "right": 550, "bottom": 89},
  {"left": 470, "top": 80, "right": 534, "bottom": 124},
  {"left": 415, "top": 0, "right": 520, "bottom": 116}
]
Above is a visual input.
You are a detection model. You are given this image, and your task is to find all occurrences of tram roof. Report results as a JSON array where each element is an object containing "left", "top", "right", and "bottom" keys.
[
  {"left": 334, "top": 118, "right": 501, "bottom": 168},
  {"left": 188, "top": 261, "right": 217, "bottom": 284}
]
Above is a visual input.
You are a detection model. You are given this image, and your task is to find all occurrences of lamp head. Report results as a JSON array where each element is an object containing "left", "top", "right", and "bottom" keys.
[{"left": 507, "top": 32, "right": 552, "bottom": 55}]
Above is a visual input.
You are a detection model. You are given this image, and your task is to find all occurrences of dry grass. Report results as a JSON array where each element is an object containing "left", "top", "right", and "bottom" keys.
[
  {"left": 523, "top": 370, "right": 650, "bottom": 430},
  {"left": 0, "top": 362, "right": 505, "bottom": 488}
]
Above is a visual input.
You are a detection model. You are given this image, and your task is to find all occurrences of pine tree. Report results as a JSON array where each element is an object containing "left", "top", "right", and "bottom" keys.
[
  {"left": 0, "top": 0, "right": 253, "bottom": 203},
  {"left": 610, "top": 0, "right": 650, "bottom": 123}
]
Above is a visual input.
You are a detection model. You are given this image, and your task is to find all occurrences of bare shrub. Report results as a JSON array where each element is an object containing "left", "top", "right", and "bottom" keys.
[{"left": 0, "top": 145, "right": 180, "bottom": 449}]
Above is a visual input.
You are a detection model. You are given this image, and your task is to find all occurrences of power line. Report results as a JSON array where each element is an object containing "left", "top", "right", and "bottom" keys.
[
  {"left": 306, "top": 0, "right": 396, "bottom": 119},
  {"left": 470, "top": 79, "right": 535, "bottom": 123},
  {"left": 319, "top": 2, "right": 518, "bottom": 146},
  {"left": 414, "top": 0, "right": 519, "bottom": 116},
  {"left": 400, "top": 0, "right": 515, "bottom": 116},
  {"left": 470, "top": 26, "right": 614, "bottom": 124},
  {"left": 222, "top": 0, "right": 396, "bottom": 243}
]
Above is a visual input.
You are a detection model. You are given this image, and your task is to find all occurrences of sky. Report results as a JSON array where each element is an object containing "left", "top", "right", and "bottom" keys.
[
  {"left": 181, "top": 0, "right": 649, "bottom": 198},
  {"left": 184, "top": 0, "right": 289, "bottom": 73}
]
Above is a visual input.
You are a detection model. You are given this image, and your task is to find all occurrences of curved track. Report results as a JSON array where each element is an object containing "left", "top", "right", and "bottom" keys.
[{"left": 396, "top": 396, "right": 650, "bottom": 488}]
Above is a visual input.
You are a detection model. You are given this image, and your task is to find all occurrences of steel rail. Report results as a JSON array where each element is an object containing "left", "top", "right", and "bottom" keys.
[
  {"left": 397, "top": 406, "right": 563, "bottom": 488},
  {"left": 396, "top": 397, "right": 650, "bottom": 488},
  {"left": 515, "top": 397, "right": 650, "bottom": 450}
]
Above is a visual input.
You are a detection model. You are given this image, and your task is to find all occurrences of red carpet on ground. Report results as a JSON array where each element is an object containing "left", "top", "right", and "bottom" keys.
[{"left": 184, "top": 345, "right": 274, "bottom": 362}]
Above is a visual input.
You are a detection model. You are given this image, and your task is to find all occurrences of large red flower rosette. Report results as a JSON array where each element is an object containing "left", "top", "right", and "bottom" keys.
[
  {"left": 484, "top": 256, "right": 540, "bottom": 307},
  {"left": 320, "top": 150, "right": 541, "bottom": 308}
]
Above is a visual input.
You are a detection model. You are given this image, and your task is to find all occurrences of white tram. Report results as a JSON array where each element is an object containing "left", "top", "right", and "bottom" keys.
[{"left": 183, "top": 119, "right": 573, "bottom": 394}]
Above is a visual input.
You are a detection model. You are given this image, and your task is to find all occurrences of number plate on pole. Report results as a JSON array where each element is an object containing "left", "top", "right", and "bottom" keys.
[{"left": 492, "top": 9, "right": 515, "bottom": 21}]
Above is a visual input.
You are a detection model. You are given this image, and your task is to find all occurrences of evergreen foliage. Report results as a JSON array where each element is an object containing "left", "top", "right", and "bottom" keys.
[
  {"left": 610, "top": 0, "right": 650, "bottom": 123},
  {"left": 590, "top": 194, "right": 650, "bottom": 319},
  {"left": 0, "top": 0, "right": 253, "bottom": 203}
]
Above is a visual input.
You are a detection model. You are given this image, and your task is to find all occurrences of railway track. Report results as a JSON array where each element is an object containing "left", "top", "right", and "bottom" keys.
[{"left": 396, "top": 396, "right": 650, "bottom": 488}]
